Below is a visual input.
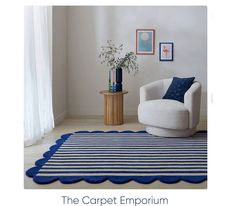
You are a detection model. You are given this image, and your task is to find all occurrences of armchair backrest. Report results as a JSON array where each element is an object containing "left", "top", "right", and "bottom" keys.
[
  {"left": 162, "top": 78, "right": 173, "bottom": 94},
  {"left": 140, "top": 78, "right": 199, "bottom": 103},
  {"left": 140, "top": 78, "right": 173, "bottom": 102}
]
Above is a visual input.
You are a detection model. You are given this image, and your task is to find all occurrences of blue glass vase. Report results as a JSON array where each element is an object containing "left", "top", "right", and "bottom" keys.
[
  {"left": 108, "top": 70, "right": 112, "bottom": 92},
  {"left": 116, "top": 68, "right": 122, "bottom": 92}
]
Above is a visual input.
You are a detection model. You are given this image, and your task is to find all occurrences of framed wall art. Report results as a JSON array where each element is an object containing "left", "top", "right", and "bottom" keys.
[
  {"left": 136, "top": 29, "right": 155, "bottom": 55},
  {"left": 159, "top": 42, "right": 174, "bottom": 61}
]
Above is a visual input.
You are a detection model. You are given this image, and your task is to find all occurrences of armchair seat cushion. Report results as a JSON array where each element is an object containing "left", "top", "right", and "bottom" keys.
[{"left": 138, "top": 99, "right": 189, "bottom": 130}]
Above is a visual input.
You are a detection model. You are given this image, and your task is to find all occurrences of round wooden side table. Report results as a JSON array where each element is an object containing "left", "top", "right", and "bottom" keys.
[{"left": 99, "top": 90, "right": 128, "bottom": 125}]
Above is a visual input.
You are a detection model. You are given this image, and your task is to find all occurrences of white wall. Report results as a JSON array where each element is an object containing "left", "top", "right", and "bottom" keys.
[
  {"left": 66, "top": 6, "right": 207, "bottom": 118},
  {"left": 52, "top": 7, "right": 68, "bottom": 124}
]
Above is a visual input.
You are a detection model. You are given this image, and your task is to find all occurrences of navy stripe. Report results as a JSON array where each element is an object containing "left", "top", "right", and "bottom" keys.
[
  {"left": 56, "top": 151, "right": 207, "bottom": 156},
  {"left": 60, "top": 148, "right": 207, "bottom": 150},
  {"left": 56, "top": 150, "right": 207, "bottom": 153},
  {"left": 40, "top": 167, "right": 207, "bottom": 170},
  {"left": 51, "top": 154, "right": 207, "bottom": 157},
  {"left": 47, "top": 160, "right": 207, "bottom": 163},
  {"left": 63, "top": 143, "right": 207, "bottom": 145},
  {"left": 44, "top": 163, "right": 207, "bottom": 166},
  {"left": 52, "top": 155, "right": 207, "bottom": 158},
  {"left": 49, "top": 157, "right": 207, "bottom": 160},
  {"left": 38, "top": 171, "right": 207, "bottom": 174}
]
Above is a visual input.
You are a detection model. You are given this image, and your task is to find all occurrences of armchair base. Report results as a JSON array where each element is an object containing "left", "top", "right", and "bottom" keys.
[{"left": 146, "top": 126, "right": 196, "bottom": 137}]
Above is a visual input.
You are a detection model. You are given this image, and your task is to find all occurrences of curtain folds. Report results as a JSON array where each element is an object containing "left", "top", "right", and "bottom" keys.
[{"left": 24, "top": 6, "right": 54, "bottom": 146}]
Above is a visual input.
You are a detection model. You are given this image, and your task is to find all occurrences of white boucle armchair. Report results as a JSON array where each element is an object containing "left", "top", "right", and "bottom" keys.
[{"left": 138, "top": 78, "right": 201, "bottom": 137}]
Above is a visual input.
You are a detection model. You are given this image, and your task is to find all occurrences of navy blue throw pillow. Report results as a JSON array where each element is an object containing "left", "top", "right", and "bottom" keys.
[{"left": 162, "top": 77, "right": 195, "bottom": 103}]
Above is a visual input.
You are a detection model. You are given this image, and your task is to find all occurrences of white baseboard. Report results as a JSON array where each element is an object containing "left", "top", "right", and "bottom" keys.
[
  {"left": 67, "top": 114, "right": 207, "bottom": 120},
  {"left": 54, "top": 110, "right": 67, "bottom": 125},
  {"left": 68, "top": 115, "right": 103, "bottom": 119}
]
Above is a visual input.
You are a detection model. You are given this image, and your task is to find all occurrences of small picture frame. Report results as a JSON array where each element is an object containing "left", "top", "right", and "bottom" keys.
[
  {"left": 136, "top": 29, "right": 155, "bottom": 55},
  {"left": 159, "top": 42, "right": 174, "bottom": 61}
]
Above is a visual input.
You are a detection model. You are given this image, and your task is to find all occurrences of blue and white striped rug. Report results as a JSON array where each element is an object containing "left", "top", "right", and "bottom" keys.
[{"left": 26, "top": 131, "right": 207, "bottom": 184}]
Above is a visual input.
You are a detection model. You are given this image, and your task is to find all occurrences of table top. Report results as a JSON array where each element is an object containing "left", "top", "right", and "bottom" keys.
[{"left": 99, "top": 90, "right": 128, "bottom": 95}]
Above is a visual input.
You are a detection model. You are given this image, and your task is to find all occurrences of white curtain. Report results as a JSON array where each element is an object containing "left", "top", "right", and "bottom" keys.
[{"left": 24, "top": 6, "right": 54, "bottom": 146}]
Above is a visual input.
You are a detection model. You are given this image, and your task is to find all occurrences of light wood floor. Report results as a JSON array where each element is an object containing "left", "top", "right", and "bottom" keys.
[{"left": 24, "top": 117, "right": 207, "bottom": 189}]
